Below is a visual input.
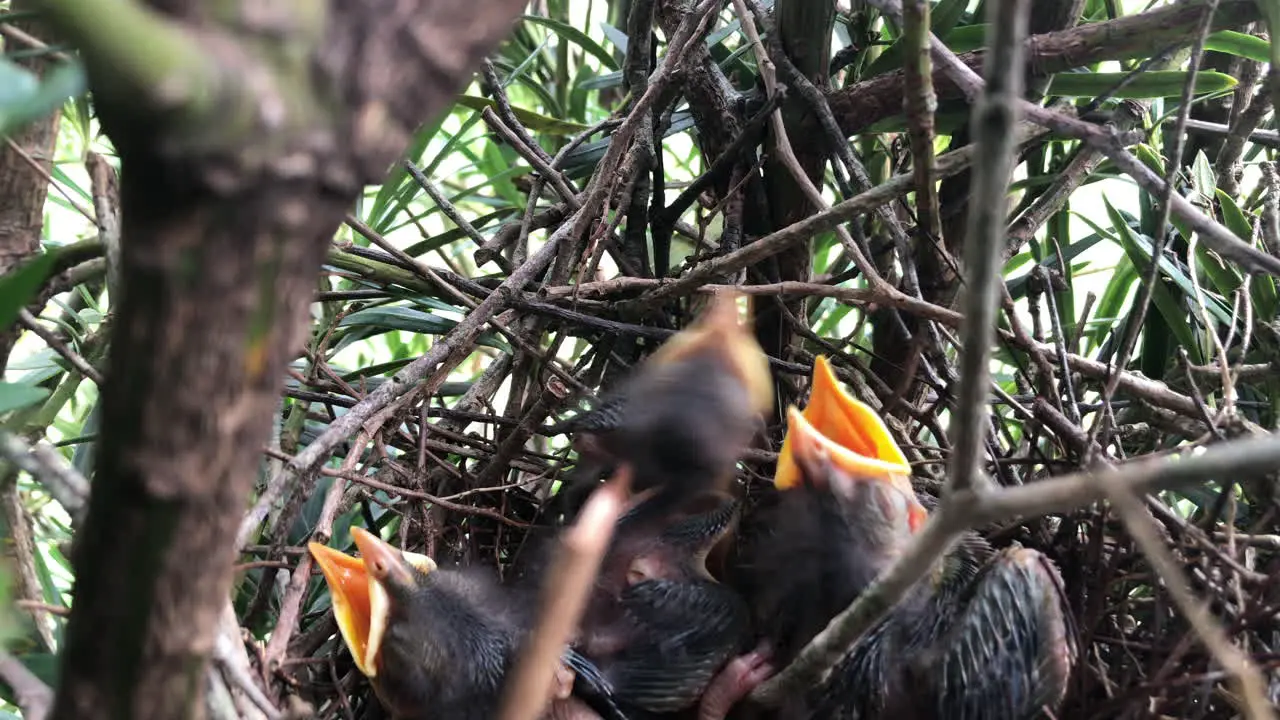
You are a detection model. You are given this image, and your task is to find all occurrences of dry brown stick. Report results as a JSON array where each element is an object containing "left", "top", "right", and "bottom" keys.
[
  {"left": 495, "top": 470, "right": 629, "bottom": 720},
  {"left": 260, "top": 432, "right": 365, "bottom": 677},
  {"left": 1087, "top": 0, "right": 1222, "bottom": 453},
  {"left": 0, "top": 21, "right": 71, "bottom": 61},
  {"left": 17, "top": 309, "right": 104, "bottom": 385},
  {"left": 1, "top": 138, "right": 94, "bottom": 222},
  {"left": 1004, "top": 100, "right": 1145, "bottom": 258},
  {"left": 824, "top": 0, "right": 1262, "bottom": 137},
  {"left": 244, "top": 0, "right": 723, "bottom": 555},
  {"left": 945, "top": 0, "right": 1030, "bottom": 493},
  {"left": 907, "top": 0, "right": 1280, "bottom": 276},
  {"left": 345, "top": 213, "right": 589, "bottom": 396},
  {"left": 751, "top": 423, "right": 1280, "bottom": 705},
  {"left": 629, "top": 120, "right": 1051, "bottom": 307},
  {"left": 728, "top": 0, "right": 882, "bottom": 285},
  {"left": 236, "top": 203, "right": 581, "bottom": 551},
  {"left": 0, "top": 430, "right": 90, "bottom": 522},
  {"left": 902, "top": 0, "right": 942, "bottom": 245},
  {"left": 564, "top": 277, "right": 1208, "bottom": 418},
  {"left": 1099, "top": 479, "right": 1275, "bottom": 720}
]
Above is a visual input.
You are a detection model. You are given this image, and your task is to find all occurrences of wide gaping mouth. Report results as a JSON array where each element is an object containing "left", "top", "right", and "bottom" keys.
[
  {"left": 308, "top": 527, "right": 437, "bottom": 678},
  {"left": 775, "top": 355, "right": 926, "bottom": 531}
]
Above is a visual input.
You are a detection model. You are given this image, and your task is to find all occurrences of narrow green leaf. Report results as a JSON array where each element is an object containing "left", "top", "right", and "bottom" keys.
[
  {"left": 521, "top": 15, "right": 620, "bottom": 71},
  {"left": 598, "top": 22, "right": 629, "bottom": 55},
  {"left": 1046, "top": 71, "right": 1237, "bottom": 99},
  {"left": 814, "top": 302, "right": 854, "bottom": 337},
  {"left": 1189, "top": 151, "right": 1216, "bottom": 208},
  {"left": 338, "top": 306, "right": 461, "bottom": 335},
  {"left": 1203, "top": 30, "right": 1271, "bottom": 64},
  {"left": 931, "top": 0, "right": 971, "bottom": 37},
  {"left": 0, "top": 382, "right": 51, "bottom": 415},
  {"left": 367, "top": 115, "right": 446, "bottom": 231},
  {"left": 453, "top": 95, "right": 590, "bottom": 135},
  {"left": 0, "top": 252, "right": 57, "bottom": 332},
  {"left": 1098, "top": 200, "right": 1203, "bottom": 362},
  {"left": 1215, "top": 188, "right": 1254, "bottom": 241},
  {"left": 0, "top": 60, "right": 86, "bottom": 138}
]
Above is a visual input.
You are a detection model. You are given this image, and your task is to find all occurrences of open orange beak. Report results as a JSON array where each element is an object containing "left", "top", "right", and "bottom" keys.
[
  {"left": 308, "top": 527, "right": 436, "bottom": 678},
  {"left": 648, "top": 292, "right": 774, "bottom": 416},
  {"left": 775, "top": 356, "right": 926, "bottom": 531}
]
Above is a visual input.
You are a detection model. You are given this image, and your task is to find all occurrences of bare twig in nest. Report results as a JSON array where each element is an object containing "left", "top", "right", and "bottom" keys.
[
  {"left": 496, "top": 469, "right": 630, "bottom": 720},
  {"left": 1100, "top": 480, "right": 1275, "bottom": 720}
]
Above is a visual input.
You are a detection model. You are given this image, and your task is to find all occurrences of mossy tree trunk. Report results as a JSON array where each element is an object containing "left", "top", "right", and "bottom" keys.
[{"left": 34, "top": 1, "right": 529, "bottom": 718}]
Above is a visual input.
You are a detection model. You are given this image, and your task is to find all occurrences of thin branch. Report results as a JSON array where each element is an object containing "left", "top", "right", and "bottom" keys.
[
  {"left": 1089, "top": 0, "right": 1221, "bottom": 453},
  {"left": 17, "top": 309, "right": 104, "bottom": 385},
  {"left": 631, "top": 120, "right": 1051, "bottom": 307},
  {"left": 496, "top": 471, "right": 629, "bottom": 720},
  {"left": 946, "top": 0, "right": 1030, "bottom": 494},
  {"left": 753, "top": 424, "right": 1280, "bottom": 704},
  {"left": 0, "top": 649, "right": 53, "bottom": 720},
  {"left": 1100, "top": 480, "right": 1274, "bottom": 720},
  {"left": 0, "top": 430, "right": 89, "bottom": 522}
]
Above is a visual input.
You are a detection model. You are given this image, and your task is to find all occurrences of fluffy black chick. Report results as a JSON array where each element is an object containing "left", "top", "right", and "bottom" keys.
[
  {"left": 308, "top": 528, "right": 624, "bottom": 720},
  {"left": 546, "top": 294, "right": 773, "bottom": 522},
  {"left": 575, "top": 490, "right": 753, "bottom": 718},
  {"left": 730, "top": 357, "right": 1076, "bottom": 719}
]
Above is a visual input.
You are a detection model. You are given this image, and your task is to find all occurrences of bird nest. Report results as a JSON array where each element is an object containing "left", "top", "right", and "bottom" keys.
[{"left": 243, "top": 314, "right": 1280, "bottom": 720}]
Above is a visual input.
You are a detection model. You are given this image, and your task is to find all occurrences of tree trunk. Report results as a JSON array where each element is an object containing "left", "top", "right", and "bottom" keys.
[{"left": 38, "top": 1, "right": 531, "bottom": 716}]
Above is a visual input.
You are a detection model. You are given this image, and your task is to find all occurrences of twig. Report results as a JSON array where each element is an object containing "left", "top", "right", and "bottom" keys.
[
  {"left": 631, "top": 120, "right": 1051, "bottom": 307},
  {"left": 1088, "top": 0, "right": 1222, "bottom": 453},
  {"left": 236, "top": 207, "right": 577, "bottom": 551},
  {"left": 496, "top": 470, "right": 629, "bottom": 720},
  {"left": 752, "top": 424, "right": 1280, "bottom": 703},
  {"left": 0, "top": 430, "right": 90, "bottom": 522},
  {"left": 946, "top": 0, "right": 1030, "bottom": 494},
  {"left": 902, "top": 0, "right": 942, "bottom": 245},
  {"left": 729, "top": 0, "right": 881, "bottom": 285},
  {"left": 1099, "top": 480, "right": 1275, "bottom": 720},
  {"left": 17, "top": 310, "right": 105, "bottom": 385},
  {"left": 752, "top": 0, "right": 1033, "bottom": 698},
  {"left": 0, "top": 649, "right": 53, "bottom": 720},
  {"left": 402, "top": 162, "right": 514, "bottom": 274}
]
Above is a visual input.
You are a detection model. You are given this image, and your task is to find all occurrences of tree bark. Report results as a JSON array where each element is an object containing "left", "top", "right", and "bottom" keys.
[
  {"left": 0, "top": 0, "right": 65, "bottom": 656},
  {"left": 37, "top": 1, "right": 530, "bottom": 717}
]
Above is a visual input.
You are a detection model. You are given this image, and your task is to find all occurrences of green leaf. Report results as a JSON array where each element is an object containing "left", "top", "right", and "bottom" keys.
[
  {"left": 0, "top": 60, "right": 39, "bottom": 108},
  {"left": 0, "top": 60, "right": 86, "bottom": 138},
  {"left": 521, "top": 15, "right": 620, "bottom": 71},
  {"left": 338, "top": 306, "right": 461, "bottom": 335},
  {"left": 1046, "top": 71, "right": 1237, "bottom": 99},
  {"left": 0, "top": 252, "right": 57, "bottom": 332},
  {"left": 453, "top": 95, "right": 590, "bottom": 135},
  {"left": 1098, "top": 199, "right": 1203, "bottom": 362},
  {"left": 336, "top": 307, "right": 508, "bottom": 351},
  {"left": 0, "top": 382, "right": 51, "bottom": 415},
  {"left": 367, "top": 115, "right": 449, "bottom": 233},
  {"left": 865, "top": 17, "right": 985, "bottom": 78},
  {"left": 1188, "top": 150, "right": 1216, "bottom": 208},
  {"left": 1203, "top": 30, "right": 1272, "bottom": 64}
]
